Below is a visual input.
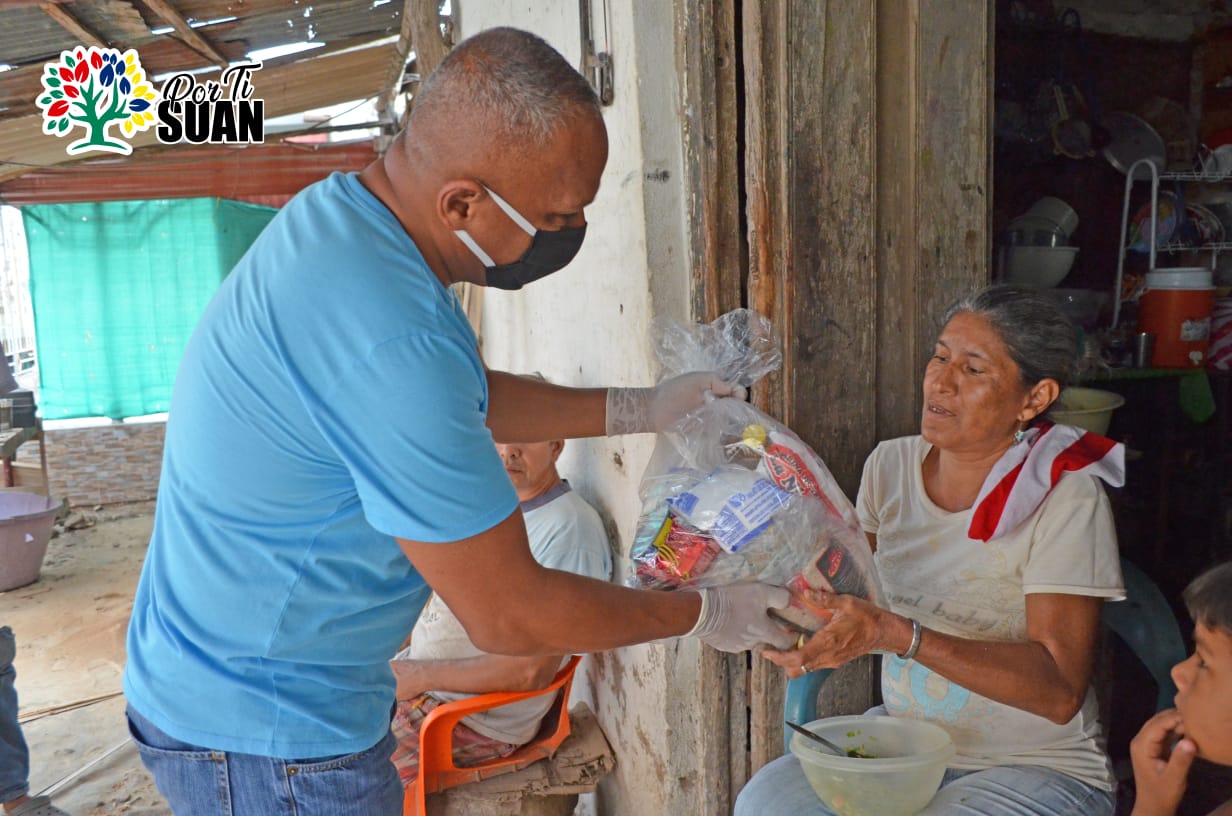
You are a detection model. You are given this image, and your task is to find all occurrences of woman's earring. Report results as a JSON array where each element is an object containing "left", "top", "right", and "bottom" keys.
[{"left": 1013, "top": 427, "right": 1028, "bottom": 444}]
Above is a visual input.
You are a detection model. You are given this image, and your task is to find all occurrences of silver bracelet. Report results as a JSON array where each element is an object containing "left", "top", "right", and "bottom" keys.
[{"left": 897, "top": 618, "right": 922, "bottom": 661}]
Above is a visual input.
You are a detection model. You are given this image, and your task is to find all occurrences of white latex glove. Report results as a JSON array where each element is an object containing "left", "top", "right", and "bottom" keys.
[
  {"left": 605, "top": 371, "right": 747, "bottom": 436},
  {"left": 686, "top": 584, "right": 795, "bottom": 652}
]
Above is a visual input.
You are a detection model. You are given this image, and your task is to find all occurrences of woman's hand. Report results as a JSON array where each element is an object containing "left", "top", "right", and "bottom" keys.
[
  {"left": 1129, "top": 708, "right": 1195, "bottom": 816},
  {"left": 761, "top": 590, "right": 906, "bottom": 679}
]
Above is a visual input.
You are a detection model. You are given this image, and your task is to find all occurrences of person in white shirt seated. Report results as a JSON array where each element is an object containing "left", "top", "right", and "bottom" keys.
[
  {"left": 388, "top": 385, "right": 612, "bottom": 786},
  {"left": 737, "top": 285, "right": 1126, "bottom": 816}
]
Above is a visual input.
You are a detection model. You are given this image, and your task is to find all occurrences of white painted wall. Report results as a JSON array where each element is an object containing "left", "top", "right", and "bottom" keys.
[{"left": 457, "top": 2, "right": 703, "bottom": 814}]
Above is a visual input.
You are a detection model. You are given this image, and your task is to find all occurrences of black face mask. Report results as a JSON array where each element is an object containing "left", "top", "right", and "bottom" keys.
[{"left": 454, "top": 184, "right": 587, "bottom": 291}]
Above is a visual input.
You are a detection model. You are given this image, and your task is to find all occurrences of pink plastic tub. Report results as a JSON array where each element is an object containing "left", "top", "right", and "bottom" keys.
[{"left": 0, "top": 492, "right": 63, "bottom": 592}]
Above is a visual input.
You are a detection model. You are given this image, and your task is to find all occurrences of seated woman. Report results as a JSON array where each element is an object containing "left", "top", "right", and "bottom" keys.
[{"left": 737, "top": 285, "right": 1125, "bottom": 815}]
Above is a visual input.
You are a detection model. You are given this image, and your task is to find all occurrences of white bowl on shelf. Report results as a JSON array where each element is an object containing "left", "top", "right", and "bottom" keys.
[
  {"left": 1023, "top": 196, "right": 1079, "bottom": 238},
  {"left": 1001, "top": 246, "right": 1079, "bottom": 288}
]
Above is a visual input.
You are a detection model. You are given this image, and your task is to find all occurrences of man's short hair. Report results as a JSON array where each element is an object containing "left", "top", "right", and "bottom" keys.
[{"left": 409, "top": 27, "right": 601, "bottom": 153}]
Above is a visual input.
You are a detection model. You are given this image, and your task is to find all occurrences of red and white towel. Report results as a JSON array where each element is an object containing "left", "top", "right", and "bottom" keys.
[
  {"left": 1208, "top": 298, "right": 1232, "bottom": 371},
  {"left": 967, "top": 422, "right": 1125, "bottom": 542}
]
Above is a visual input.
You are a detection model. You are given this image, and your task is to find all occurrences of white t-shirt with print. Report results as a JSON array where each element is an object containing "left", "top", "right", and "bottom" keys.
[
  {"left": 858, "top": 436, "right": 1124, "bottom": 790},
  {"left": 401, "top": 482, "right": 612, "bottom": 744}
]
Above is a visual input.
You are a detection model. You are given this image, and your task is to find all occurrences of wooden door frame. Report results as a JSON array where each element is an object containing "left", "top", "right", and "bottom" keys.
[
  {"left": 677, "top": 2, "right": 747, "bottom": 808},
  {"left": 678, "top": 0, "right": 991, "bottom": 788}
]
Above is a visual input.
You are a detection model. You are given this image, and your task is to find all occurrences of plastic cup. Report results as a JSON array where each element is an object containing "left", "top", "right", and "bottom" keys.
[{"left": 1134, "top": 333, "right": 1156, "bottom": 368}]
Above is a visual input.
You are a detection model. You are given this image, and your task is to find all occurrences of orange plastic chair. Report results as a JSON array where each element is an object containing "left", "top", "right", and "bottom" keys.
[{"left": 402, "top": 655, "right": 582, "bottom": 816}]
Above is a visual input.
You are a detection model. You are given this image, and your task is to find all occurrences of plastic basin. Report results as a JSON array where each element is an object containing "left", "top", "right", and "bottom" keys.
[
  {"left": 0, "top": 492, "right": 62, "bottom": 592},
  {"left": 789, "top": 715, "right": 954, "bottom": 816},
  {"left": 1047, "top": 387, "right": 1126, "bottom": 435}
]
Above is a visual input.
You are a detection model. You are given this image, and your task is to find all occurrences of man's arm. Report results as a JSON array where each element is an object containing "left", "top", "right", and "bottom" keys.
[
  {"left": 485, "top": 371, "right": 606, "bottom": 442},
  {"left": 484, "top": 369, "right": 746, "bottom": 443},
  {"left": 390, "top": 653, "right": 565, "bottom": 701},
  {"left": 399, "top": 510, "right": 702, "bottom": 656}
]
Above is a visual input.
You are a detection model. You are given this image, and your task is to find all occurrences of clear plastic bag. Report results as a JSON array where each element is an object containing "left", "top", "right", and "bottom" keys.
[{"left": 627, "top": 310, "right": 883, "bottom": 634}]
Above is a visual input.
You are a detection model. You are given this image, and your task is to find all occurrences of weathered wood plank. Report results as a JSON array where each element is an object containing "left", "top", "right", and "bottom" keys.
[
  {"left": 743, "top": 0, "right": 790, "bottom": 425},
  {"left": 786, "top": 0, "right": 878, "bottom": 502},
  {"left": 679, "top": 1, "right": 745, "bottom": 810},
  {"left": 915, "top": 0, "right": 991, "bottom": 367},
  {"left": 742, "top": 0, "right": 793, "bottom": 778},
  {"left": 683, "top": 0, "right": 743, "bottom": 323},
  {"left": 875, "top": 0, "right": 923, "bottom": 440}
]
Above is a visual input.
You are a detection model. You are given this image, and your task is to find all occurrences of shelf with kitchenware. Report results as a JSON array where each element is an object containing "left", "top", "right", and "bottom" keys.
[
  {"left": 1113, "top": 157, "right": 1231, "bottom": 330},
  {"left": 1150, "top": 170, "right": 1232, "bottom": 182},
  {"left": 1150, "top": 241, "right": 1232, "bottom": 253}
]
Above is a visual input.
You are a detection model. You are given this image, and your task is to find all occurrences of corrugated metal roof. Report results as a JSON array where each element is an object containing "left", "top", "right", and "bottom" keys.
[
  {"left": 0, "top": 40, "right": 397, "bottom": 184},
  {"left": 0, "top": 5, "right": 83, "bottom": 66},
  {"left": 0, "top": 0, "right": 424, "bottom": 193},
  {"left": 0, "top": 138, "right": 376, "bottom": 204},
  {"left": 202, "top": 0, "right": 402, "bottom": 52}
]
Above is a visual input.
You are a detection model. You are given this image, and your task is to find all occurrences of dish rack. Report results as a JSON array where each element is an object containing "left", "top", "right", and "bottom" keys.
[{"left": 1114, "top": 157, "right": 1232, "bottom": 327}]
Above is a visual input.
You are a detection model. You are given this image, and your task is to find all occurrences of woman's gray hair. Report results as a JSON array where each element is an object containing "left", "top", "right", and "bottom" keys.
[
  {"left": 409, "top": 27, "right": 600, "bottom": 151},
  {"left": 1183, "top": 561, "right": 1232, "bottom": 633},
  {"left": 943, "top": 285, "right": 1080, "bottom": 389}
]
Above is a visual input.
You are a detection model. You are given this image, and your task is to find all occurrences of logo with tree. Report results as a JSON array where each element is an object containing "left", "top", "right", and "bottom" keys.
[{"left": 36, "top": 47, "right": 160, "bottom": 156}]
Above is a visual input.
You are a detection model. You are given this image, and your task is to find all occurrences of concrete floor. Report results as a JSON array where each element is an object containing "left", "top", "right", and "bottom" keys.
[{"left": 2, "top": 503, "right": 167, "bottom": 816}]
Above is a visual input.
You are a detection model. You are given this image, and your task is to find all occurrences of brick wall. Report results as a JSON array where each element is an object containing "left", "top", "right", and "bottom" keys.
[{"left": 39, "top": 422, "right": 164, "bottom": 508}]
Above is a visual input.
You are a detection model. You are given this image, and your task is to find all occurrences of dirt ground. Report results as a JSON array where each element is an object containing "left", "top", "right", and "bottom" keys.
[{"left": 1, "top": 500, "right": 168, "bottom": 816}]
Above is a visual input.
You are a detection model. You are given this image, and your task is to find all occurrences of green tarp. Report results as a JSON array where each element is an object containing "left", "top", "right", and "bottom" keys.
[{"left": 22, "top": 198, "right": 276, "bottom": 420}]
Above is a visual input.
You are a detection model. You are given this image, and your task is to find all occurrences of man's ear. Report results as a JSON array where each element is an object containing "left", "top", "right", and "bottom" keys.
[
  {"left": 549, "top": 439, "right": 565, "bottom": 462},
  {"left": 438, "top": 179, "right": 484, "bottom": 229},
  {"left": 1020, "top": 378, "right": 1061, "bottom": 423}
]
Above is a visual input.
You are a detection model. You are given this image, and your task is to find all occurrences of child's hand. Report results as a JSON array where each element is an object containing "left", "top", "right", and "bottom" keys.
[{"left": 1130, "top": 708, "right": 1196, "bottom": 816}]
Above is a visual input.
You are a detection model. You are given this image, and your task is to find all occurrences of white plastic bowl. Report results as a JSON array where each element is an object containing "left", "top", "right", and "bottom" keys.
[
  {"left": 789, "top": 715, "right": 954, "bottom": 816},
  {"left": 1047, "top": 387, "right": 1126, "bottom": 435},
  {"left": 1002, "top": 245, "right": 1079, "bottom": 288},
  {"left": 1024, "top": 196, "right": 1079, "bottom": 238},
  {"left": 0, "top": 492, "right": 62, "bottom": 592}
]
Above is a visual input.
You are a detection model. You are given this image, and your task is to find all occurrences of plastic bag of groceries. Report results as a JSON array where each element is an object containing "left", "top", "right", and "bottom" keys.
[{"left": 627, "top": 309, "right": 882, "bottom": 634}]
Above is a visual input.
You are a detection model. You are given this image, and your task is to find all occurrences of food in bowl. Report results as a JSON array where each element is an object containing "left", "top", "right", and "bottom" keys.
[{"left": 789, "top": 715, "right": 954, "bottom": 816}]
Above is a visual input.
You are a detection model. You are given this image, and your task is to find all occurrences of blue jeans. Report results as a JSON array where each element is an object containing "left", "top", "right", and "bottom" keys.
[
  {"left": 735, "top": 754, "right": 1116, "bottom": 816},
  {"left": 126, "top": 705, "right": 403, "bottom": 816},
  {"left": 0, "top": 627, "right": 30, "bottom": 804}
]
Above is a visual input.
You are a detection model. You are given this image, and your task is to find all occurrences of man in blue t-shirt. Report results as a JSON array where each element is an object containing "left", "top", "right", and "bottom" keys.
[{"left": 123, "top": 26, "right": 794, "bottom": 816}]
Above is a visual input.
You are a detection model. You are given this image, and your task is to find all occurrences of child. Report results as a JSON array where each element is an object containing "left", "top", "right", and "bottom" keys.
[{"left": 1131, "top": 561, "right": 1232, "bottom": 816}]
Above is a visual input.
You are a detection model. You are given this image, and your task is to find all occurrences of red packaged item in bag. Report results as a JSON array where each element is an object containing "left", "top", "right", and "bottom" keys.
[{"left": 633, "top": 517, "right": 723, "bottom": 590}]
